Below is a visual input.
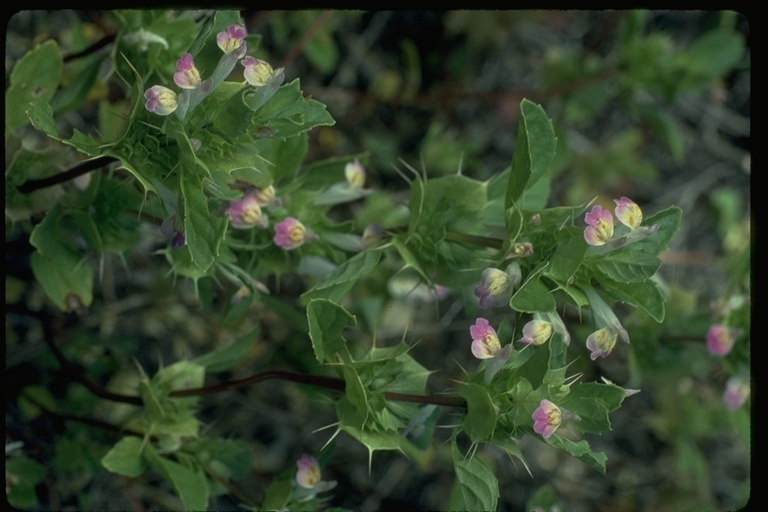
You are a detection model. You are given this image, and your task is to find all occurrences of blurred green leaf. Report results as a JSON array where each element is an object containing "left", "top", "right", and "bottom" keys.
[
  {"left": 193, "top": 327, "right": 260, "bottom": 373},
  {"left": 6, "top": 40, "right": 63, "bottom": 131},
  {"left": 101, "top": 436, "right": 147, "bottom": 478}
]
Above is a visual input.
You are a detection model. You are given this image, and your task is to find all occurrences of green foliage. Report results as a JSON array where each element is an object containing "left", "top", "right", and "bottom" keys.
[{"left": 6, "top": 9, "right": 748, "bottom": 512}]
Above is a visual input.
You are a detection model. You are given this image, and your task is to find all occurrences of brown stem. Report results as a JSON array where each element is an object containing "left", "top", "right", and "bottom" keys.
[
  {"left": 63, "top": 34, "right": 116, "bottom": 63},
  {"left": 170, "top": 370, "right": 468, "bottom": 409},
  {"left": 280, "top": 10, "right": 335, "bottom": 69},
  {"left": 17, "top": 156, "right": 120, "bottom": 194}
]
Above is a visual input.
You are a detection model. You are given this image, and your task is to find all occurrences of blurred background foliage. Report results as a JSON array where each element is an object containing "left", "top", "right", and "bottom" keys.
[{"left": 6, "top": 10, "right": 749, "bottom": 511}]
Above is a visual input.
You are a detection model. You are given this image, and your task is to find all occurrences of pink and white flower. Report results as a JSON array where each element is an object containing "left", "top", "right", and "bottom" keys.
[
  {"left": 469, "top": 318, "right": 502, "bottom": 359},
  {"left": 173, "top": 53, "right": 202, "bottom": 89},
  {"left": 273, "top": 217, "right": 317, "bottom": 250},
  {"left": 144, "top": 85, "right": 178, "bottom": 116},
  {"left": 583, "top": 204, "right": 614, "bottom": 246}
]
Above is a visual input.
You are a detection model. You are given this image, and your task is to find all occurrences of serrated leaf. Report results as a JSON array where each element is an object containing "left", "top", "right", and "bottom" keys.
[
  {"left": 306, "top": 299, "right": 356, "bottom": 363},
  {"left": 251, "top": 79, "right": 335, "bottom": 138},
  {"left": 505, "top": 99, "right": 556, "bottom": 213},
  {"left": 100, "top": 436, "right": 147, "bottom": 478},
  {"left": 26, "top": 100, "right": 105, "bottom": 156},
  {"left": 301, "top": 250, "right": 381, "bottom": 303},
  {"left": 180, "top": 168, "right": 227, "bottom": 272},
  {"left": 451, "top": 436, "right": 499, "bottom": 512},
  {"left": 146, "top": 448, "right": 210, "bottom": 512}
]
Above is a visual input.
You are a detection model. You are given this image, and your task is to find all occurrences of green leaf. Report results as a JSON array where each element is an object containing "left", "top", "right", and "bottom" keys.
[
  {"left": 145, "top": 447, "right": 210, "bottom": 512},
  {"left": 140, "top": 361, "right": 205, "bottom": 437},
  {"left": 6, "top": 457, "right": 47, "bottom": 509},
  {"left": 185, "top": 437, "right": 253, "bottom": 480},
  {"left": 600, "top": 278, "right": 666, "bottom": 322},
  {"left": 458, "top": 383, "right": 497, "bottom": 443},
  {"left": 30, "top": 239, "right": 93, "bottom": 313},
  {"left": 505, "top": 99, "right": 556, "bottom": 212},
  {"left": 7, "top": 40, "right": 63, "bottom": 131},
  {"left": 591, "top": 250, "right": 661, "bottom": 283},
  {"left": 631, "top": 206, "right": 683, "bottom": 255},
  {"left": 101, "top": 436, "right": 148, "bottom": 478},
  {"left": 50, "top": 55, "right": 103, "bottom": 115},
  {"left": 26, "top": 100, "right": 105, "bottom": 157},
  {"left": 338, "top": 366, "right": 369, "bottom": 429},
  {"left": 510, "top": 275, "right": 556, "bottom": 313},
  {"left": 301, "top": 250, "right": 382, "bottom": 303},
  {"left": 251, "top": 79, "right": 335, "bottom": 139},
  {"left": 545, "top": 435, "right": 607, "bottom": 474},
  {"left": 451, "top": 435, "right": 499, "bottom": 512},
  {"left": 193, "top": 327, "right": 260, "bottom": 373},
  {"left": 306, "top": 299, "right": 356, "bottom": 363},
  {"left": 180, "top": 168, "right": 227, "bottom": 272},
  {"left": 545, "top": 227, "right": 588, "bottom": 282}
]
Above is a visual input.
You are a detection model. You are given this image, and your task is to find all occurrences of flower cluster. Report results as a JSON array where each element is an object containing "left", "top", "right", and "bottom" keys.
[
  {"left": 143, "top": 24, "right": 276, "bottom": 118},
  {"left": 583, "top": 196, "right": 642, "bottom": 246}
]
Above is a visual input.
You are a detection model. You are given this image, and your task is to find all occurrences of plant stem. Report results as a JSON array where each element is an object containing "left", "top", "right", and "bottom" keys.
[
  {"left": 17, "top": 156, "right": 120, "bottom": 193},
  {"left": 169, "top": 370, "right": 468, "bottom": 409}
]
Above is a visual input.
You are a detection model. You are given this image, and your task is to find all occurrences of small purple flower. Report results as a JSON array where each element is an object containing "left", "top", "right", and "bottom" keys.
[
  {"left": 362, "top": 224, "right": 386, "bottom": 246},
  {"left": 217, "top": 24, "right": 247, "bottom": 58},
  {"left": 586, "top": 327, "right": 618, "bottom": 360},
  {"left": 532, "top": 399, "right": 563, "bottom": 439},
  {"left": 344, "top": 159, "right": 366, "bottom": 189},
  {"left": 173, "top": 53, "right": 202, "bottom": 89},
  {"left": 273, "top": 217, "right": 317, "bottom": 250},
  {"left": 706, "top": 324, "right": 737, "bottom": 356},
  {"left": 517, "top": 320, "right": 554, "bottom": 347},
  {"left": 469, "top": 318, "right": 502, "bottom": 359},
  {"left": 614, "top": 196, "right": 642, "bottom": 230},
  {"left": 225, "top": 190, "right": 268, "bottom": 229},
  {"left": 505, "top": 242, "right": 534, "bottom": 259},
  {"left": 242, "top": 56, "right": 274, "bottom": 86},
  {"left": 144, "top": 85, "right": 178, "bottom": 116},
  {"left": 584, "top": 205, "right": 614, "bottom": 246},
  {"left": 160, "top": 215, "right": 185, "bottom": 247},
  {"left": 474, "top": 262, "right": 521, "bottom": 309},
  {"left": 723, "top": 376, "right": 750, "bottom": 410},
  {"left": 296, "top": 454, "right": 321, "bottom": 489}
]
